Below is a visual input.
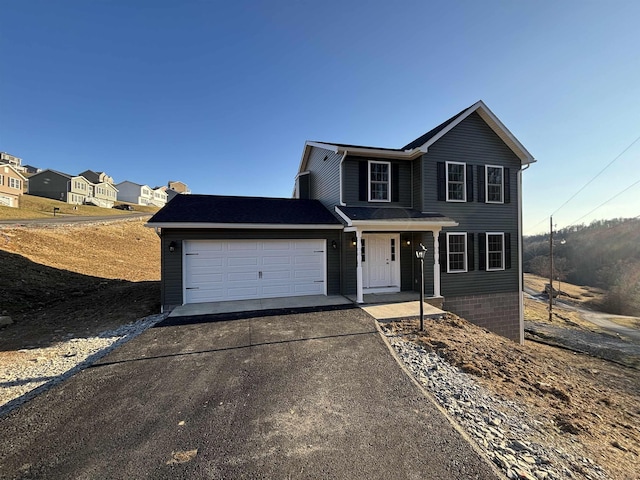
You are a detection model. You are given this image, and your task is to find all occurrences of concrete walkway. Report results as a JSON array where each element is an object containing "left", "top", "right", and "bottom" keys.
[
  {"left": 169, "top": 294, "right": 352, "bottom": 318},
  {"left": 0, "top": 308, "right": 498, "bottom": 479}
]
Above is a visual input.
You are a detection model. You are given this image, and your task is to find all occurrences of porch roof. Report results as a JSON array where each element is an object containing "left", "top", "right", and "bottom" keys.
[{"left": 335, "top": 206, "right": 458, "bottom": 230}]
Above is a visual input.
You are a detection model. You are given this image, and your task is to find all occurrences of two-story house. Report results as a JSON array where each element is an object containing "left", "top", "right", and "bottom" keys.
[
  {"left": 116, "top": 181, "right": 167, "bottom": 207},
  {"left": 28, "top": 169, "right": 118, "bottom": 207},
  {"left": 147, "top": 101, "right": 535, "bottom": 342},
  {"left": 0, "top": 164, "right": 27, "bottom": 208}
]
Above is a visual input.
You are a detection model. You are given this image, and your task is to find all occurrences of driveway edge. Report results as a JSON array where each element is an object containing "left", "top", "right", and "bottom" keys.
[{"left": 372, "top": 316, "right": 504, "bottom": 478}]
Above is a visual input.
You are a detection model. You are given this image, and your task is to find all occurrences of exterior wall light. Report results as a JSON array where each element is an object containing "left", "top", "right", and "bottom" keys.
[
  {"left": 168, "top": 241, "right": 177, "bottom": 252},
  {"left": 405, "top": 236, "right": 411, "bottom": 246},
  {"left": 351, "top": 237, "right": 357, "bottom": 246},
  {"left": 331, "top": 240, "right": 337, "bottom": 249}
]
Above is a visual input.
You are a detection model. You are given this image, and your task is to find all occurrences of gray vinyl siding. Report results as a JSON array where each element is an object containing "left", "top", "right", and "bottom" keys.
[
  {"left": 160, "top": 229, "right": 342, "bottom": 308},
  {"left": 306, "top": 147, "right": 342, "bottom": 209},
  {"left": 28, "top": 171, "right": 70, "bottom": 202},
  {"left": 340, "top": 233, "right": 357, "bottom": 295},
  {"left": 342, "top": 156, "right": 413, "bottom": 207},
  {"left": 410, "top": 232, "right": 435, "bottom": 295},
  {"left": 421, "top": 111, "right": 521, "bottom": 296},
  {"left": 412, "top": 160, "right": 423, "bottom": 212}
]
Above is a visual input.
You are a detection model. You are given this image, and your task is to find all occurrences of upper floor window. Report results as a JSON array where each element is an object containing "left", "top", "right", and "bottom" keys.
[
  {"left": 0, "top": 174, "right": 4, "bottom": 186},
  {"left": 446, "top": 232, "right": 467, "bottom": 273},
  {"left": 486, "top": 165, "right": 503, "bottom": 203},
  {"left": 369, "top": 161, "right": 390, "bottom": 202},
  {"left": 446, "top": 161, "right": 466, "bottom": 202},
  {"left": 486, "top": 232, "right": 505, "bottom": 271},
  {"left": 9, "top": 178, "right": 21, "bottom": 189}
]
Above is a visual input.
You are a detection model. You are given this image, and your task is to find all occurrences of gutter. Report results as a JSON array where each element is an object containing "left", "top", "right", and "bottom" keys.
[
  {"left": 339, "top": 151, "right": 347, "bottom": 206},
  {"left": 517, "top": 163, "right": 531, "bottom": 344}
]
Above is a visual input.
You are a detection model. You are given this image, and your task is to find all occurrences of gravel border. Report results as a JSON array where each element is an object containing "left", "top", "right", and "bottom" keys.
[
  {"left": 0, "top": 312, "right": 168, "bottom": 418},
  {"left": 379, "top": 324, "right": 610, "bottom": 480}
]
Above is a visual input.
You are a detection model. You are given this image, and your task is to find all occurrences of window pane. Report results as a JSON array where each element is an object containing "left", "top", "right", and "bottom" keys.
[
  {"left": 487, "top": 234, "right": 503, "bottom": 269},
  {"left": 447, "top": 163, "right": 465, "bottom": 201},
  {"left": 487, "top": 166, "right": 503, "bottom": 202},
  {"left": 448, "top": 234, "right": 466, "bottom": 272},
  {"left": 370, "top": 162, "right": 390, "bottom": 201}
]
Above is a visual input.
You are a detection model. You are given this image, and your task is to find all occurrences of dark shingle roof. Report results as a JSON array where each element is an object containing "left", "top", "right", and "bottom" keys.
[
  {"left": 148, "top": 194, "right": 341, "bottom": 225},
  {"left": 401, "top": 105, "right": 472, "bottom": 150},
  {"left": 337, "top": 206, "right": 453, "bottom": 223}
]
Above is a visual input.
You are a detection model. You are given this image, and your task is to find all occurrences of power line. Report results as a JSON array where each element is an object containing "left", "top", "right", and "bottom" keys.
[
  {"left": 563, "top": 177, "right": 640, "bottom": 228},
  {"left": 525, "top": 133, "right": 640, "bottom": 236},
  {"left": 550, "top": 133, "right": 640, "bottom": 217}
]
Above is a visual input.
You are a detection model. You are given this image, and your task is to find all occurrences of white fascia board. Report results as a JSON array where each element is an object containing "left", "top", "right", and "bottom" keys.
[
  {"left": 349, "top": 219, "right": 459, "bottom": 231},
  {"left": 415, "top": 100, "right": 536, "bottom": 165},
  {"left": 474, "top": 102, "right": 536, "bottom": 165},
  {"left": 335, "top": 146, "right": 419, "bottom": 159},
  {"left": 145, "top": 222, "right": 344, "bottom": 230},
  {"left": 334, "top": 206, "right": 353, "bottom": 226}
]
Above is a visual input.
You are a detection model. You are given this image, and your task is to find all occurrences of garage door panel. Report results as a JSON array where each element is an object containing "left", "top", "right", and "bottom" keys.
[
  {"left": 227, "top": 272, "right": 259, "bottom": 281},
  {"left": 228, "top": 243, "right": 259, "bottom": 252},
  {"left": 262, "top": 256, "right": 292, "bottom": 265},
  {"left": 184, "top": 239, "right": 326, "bottom": 304},
  {"left": 228, "top": 257, "right": 259, "bottom": 266}
]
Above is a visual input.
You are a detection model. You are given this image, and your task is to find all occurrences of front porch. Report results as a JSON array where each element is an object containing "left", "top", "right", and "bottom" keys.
[{"left": 346, "top": 291, "right": 443, "bottom": 309}]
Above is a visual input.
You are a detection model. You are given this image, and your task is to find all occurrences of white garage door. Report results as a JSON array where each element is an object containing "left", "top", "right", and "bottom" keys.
[
  {"left": 183, "top": 239, "right": 326, "bottom": 303},
  {"left": 0, "top": 195, "right": 13, "bottom": 207}
]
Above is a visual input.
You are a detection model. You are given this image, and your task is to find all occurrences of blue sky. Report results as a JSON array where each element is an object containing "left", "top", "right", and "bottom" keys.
[{"left": 2, "top": 1, "right": 639, "bottom": 234}]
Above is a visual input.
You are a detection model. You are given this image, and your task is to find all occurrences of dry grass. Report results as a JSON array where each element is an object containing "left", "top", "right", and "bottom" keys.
[
  {"left": 0, "top": 194, "right": 159, "bottom": 220},
  {"left": 0, "top": 218, "right": 160, "bottom": 281},
  {"left": 390, "top": 315, "right": 640, "bottom": 480},
  {"left": 524, "top": 273, "right": 605, "bottom": 304}
]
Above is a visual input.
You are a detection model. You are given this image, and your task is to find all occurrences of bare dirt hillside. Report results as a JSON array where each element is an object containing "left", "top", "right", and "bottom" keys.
[
  {"left": 1, "top": 221, "right": 638, "bottom": 477},
  {"left": 0, "top": 218, "right": 160, "bottom": 350}
]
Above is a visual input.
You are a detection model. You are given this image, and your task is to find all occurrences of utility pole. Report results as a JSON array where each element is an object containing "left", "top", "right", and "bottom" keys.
[{"left": 549, "top": 216, "right": 554, "bottom": 321}]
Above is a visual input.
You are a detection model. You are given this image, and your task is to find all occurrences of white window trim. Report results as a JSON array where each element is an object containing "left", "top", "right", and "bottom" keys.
[
  {"left": 446, "top": 161, "right": 466, "bottom": 202},
  {"left": 368, "top": 160, "right": 391, "bottom": 203},
  {"left": 9, "top": 178, "right": 21, "bottom": 189},
  {"left": 446, "top": 232, "right": 467, "bottom": 273},
  {"left": 486, "top": 232, "right": 505, "bottom": 271},
  {"left": 485, "top": 164, "right": 504, "bottom": 204}
]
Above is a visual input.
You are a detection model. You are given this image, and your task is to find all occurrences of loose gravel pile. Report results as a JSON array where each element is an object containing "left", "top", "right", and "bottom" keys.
[
  {"left": 0, "top": 313, "right": 167, "bottom": 417},
  {"left": 384, "top": 328, "right": 610, "bottom": 480}
]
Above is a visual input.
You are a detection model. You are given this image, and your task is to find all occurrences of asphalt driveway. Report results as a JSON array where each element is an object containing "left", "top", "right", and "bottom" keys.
[{"left": 0, "top": 307, "right": 498, "bottom": 479}]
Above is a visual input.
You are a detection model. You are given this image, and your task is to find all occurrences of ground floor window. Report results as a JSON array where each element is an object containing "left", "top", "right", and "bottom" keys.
[
  {"left": 486, "top": 232, "right": 505, "bottom": 271},
  {"left": 446, "top": 232, "right": 467, "bottom": 273}
]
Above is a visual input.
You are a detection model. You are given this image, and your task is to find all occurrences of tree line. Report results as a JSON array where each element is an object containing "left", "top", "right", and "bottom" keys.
[{"left": 524, "top": 217, "right": 640, "bottom": 315}]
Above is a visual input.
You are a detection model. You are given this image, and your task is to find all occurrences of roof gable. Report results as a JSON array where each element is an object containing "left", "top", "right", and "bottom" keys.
[
  {"left": 0, "top": 164, "right": 27, "bottom": 181},
  {"left": 298, "top": 100, "right": 535, "bottom": 174},
  {"left": 402, "top": 100, "right": 535, "bottom": 165}
]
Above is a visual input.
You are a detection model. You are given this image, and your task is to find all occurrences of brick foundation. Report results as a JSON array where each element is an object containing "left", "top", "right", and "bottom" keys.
[{"left": 443, "top": 292, "right": 522, "bottom": 342}]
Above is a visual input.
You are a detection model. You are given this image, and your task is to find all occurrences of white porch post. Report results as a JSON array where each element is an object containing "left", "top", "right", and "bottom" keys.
[
  {"left": 356, "top": 230, "right": 364, "bottom": 303},
  {"left": 433, "top": 229, "right": 441, "bottom": 297}
]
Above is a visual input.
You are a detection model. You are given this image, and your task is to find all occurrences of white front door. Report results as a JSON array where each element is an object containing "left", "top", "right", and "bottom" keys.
[{"left": 362, "top": 234, "right": 400, "bottom": 291}]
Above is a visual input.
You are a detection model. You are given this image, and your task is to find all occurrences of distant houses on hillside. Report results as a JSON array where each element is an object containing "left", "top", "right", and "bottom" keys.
[
  {"left": 0, "top": 163, "right": 27, "bottom": 208},
  {"left": 28, "top": 169, "right": 118, "bottom": 208},
  {"left": 0, "top": 151, "right": 190, "bottom": 209}
]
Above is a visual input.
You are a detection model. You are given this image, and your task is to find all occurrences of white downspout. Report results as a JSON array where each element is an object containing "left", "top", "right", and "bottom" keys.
[
  {"left": 517, "top": 164, "right": 530, "bottom": 344},
  {"left": 356, "top": 230, "right": 363, "bottom": 303},
  {"left": 339, "top": 151, "right": 347, "bottom": 206},
  {"left": 433, "top": 228, "right": 441, "bottom": 297}
]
